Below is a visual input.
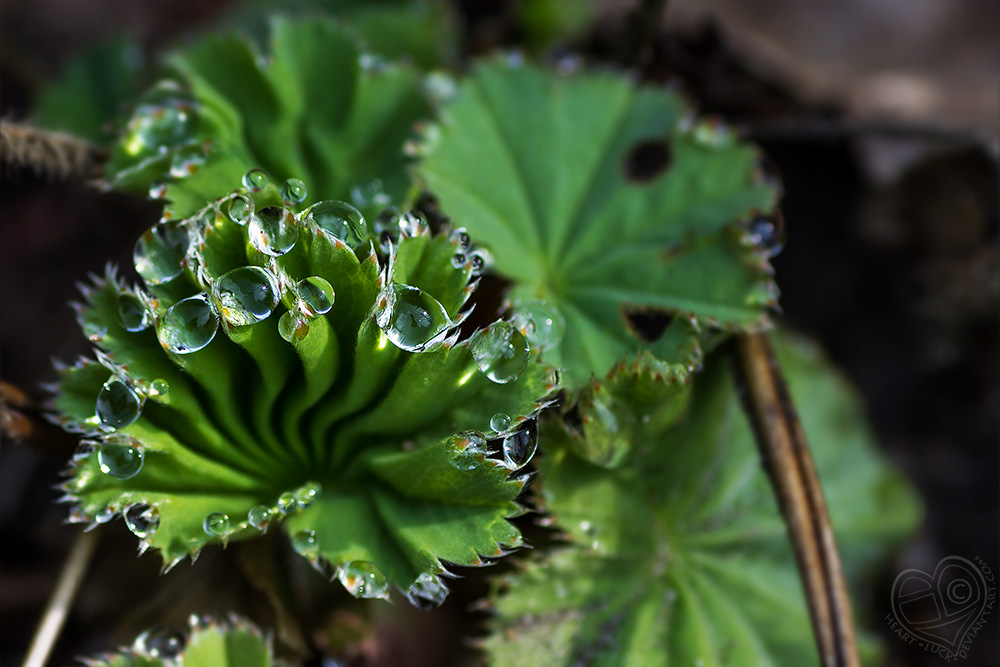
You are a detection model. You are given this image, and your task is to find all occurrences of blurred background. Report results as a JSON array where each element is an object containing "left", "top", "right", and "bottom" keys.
[{"left": 2, "top": 1, "right": 997, "bottom": 665}]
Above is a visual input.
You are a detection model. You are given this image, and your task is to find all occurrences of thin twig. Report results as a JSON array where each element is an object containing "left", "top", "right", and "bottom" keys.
[
  {"left": 731, "top": 332, "right": 859, "bottom": 667},
  {"left": 1, "top": 122, "right": 108, "bottom": 181},
  {"left": 23, "top": 530, "right": 100, "bottom": 667}
]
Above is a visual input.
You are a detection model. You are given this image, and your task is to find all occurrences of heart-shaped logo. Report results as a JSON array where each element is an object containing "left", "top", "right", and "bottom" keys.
[{"left": 890, "top": 556, "right": 991, "bottom": 658}]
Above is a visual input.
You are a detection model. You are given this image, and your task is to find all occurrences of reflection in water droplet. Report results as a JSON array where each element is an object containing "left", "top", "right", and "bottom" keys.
[
  {"left": 398, "top": 211, "right": 426, "bottom": 237},
  {"left": 202, "top": 511, "right": 230, "bottom": 537},
  {"left": 281, "top": 178, "right": 307, "bottom": 204},
  {"left": 306, "top": 201, "right": 368, "bottom": 247},
  {"left": 490, "top": 413, "right": 512, "bottom": 433},
  {"left": 747, "top": 215, "right": 784, "bottom": 258},
  {"left": 242, "top": 168, "right": 268, "bottom": 192},
  {"left": 248, "top": 505, "right": 273, "bottom": 530},
  {"left": 449, "top": 431, "right": 488, "bottom": 471},
  {"left": 277, "top": 492, "right": 297, "bottom": 514},
  {"left": 375, "top": 284, "right": 452, "bottom": 352},
  {"left": 513, "top": 301, "right": 566, "bottom": 352},
  {"left": 228, "top": 194, "right": 254, "bottom": 225},
  {"left": 134, "top": 223, "right": 190, "bottom": 285},
  {"left": 149, "top": 379, "right": 169, "bottom": 398},
  {"left": 338, "top": 561, "right": 390, "bottom": 599},
  {"left": 469, "top": 250, "right": 490, "bottom": 276},
  {"left": 213, "top": 266, "right": 280, "bottom": 327},
  {"left": 98, "top": 436, "right": 144, "bottom": 479},
  {"left": 297, "top": 277, "right": 335, "bottom": 316},
  {"left": 449, "top": 228, "right": 471, "bottom": 250},
  {"left": 95, "top": 505, "right": 117, "bottom": 524},
  {"left": 125, "top": 504, "right": 160, "bottom": 538},
  {"left": 96, "top": 378, "right": 144, "bottom": 429},
  {"left": 451, "top": 253, "right": 467, "bottom": 269},
  {"left": 248, "top": 207, "right": 298, "bottom": 256},
  {"left": 115, "top": 293, "right": 152, "bottom": 332},
  {"left": 168, "top": 147, "right": 205, "bottom": 179},
  {"left": 469, "top": 322, "right": 530, "bottom": 384},
  {"left": 278, "top": 310, "right": 310, "bottom": 343},
  {"left": 294, "top": 481, "right": 322, "bottom": 509},
  {"left": 292, "top": 530, "right": 319, "bottom": 559},
  {"left": 503, "top": 422, "right": 537, "bottom": 470},
  {"left": 134, "top": 626, "right": 186, "bottom": 660},
  {"left": 158, "top": 294, "right": 219, "bottom": 354},
  {"left": 121, "top": 99, "right": 195, "bottom": 159},
  {"left": 405, "top": 573, "right": 449, "bottom": 609}
]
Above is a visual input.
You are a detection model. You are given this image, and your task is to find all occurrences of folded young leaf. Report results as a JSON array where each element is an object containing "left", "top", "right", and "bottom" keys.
[
  {"left": 485, "top": 331, "right": 920, "bottom": 665},
  {"left": 54, "top": 177, "right": 556, "bottom": 604}
]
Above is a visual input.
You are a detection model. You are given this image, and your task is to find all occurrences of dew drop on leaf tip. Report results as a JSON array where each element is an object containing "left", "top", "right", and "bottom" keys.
[
  {"left": 470, "top": 322, "right": 530, "bottom": 384},
  {"left": 277, "top": 491, "right": 297, "bottom": 515},
  {"left": 490, "top": 412, "right": 512, "bottom": 433},
  {"left": 202, "top": 511, "right": 230, "bottom": 537},
  {"left": 338, "top": 561, "right": 389, "bottom": 599},
  {"left": 242, "top": 168, "right": 268, "bottom": 192},
  {"left": 406, "top": 573, "right": 448, "bottom": 610},
  {"left": 294, "top": 481, "right": 322, "bottom": 509},
  {"left": 306, "top": 200, "right": 367, "bottom": 247},
  {"left": 503, "top": 423, "right": 538, "bottom": 470},
  {"left": 292, "top": 530, "right": 318, "bottom": 559},
  {"left": 96, "top": 377, "right": 144, "bottom": 429},
  {"left": 281, "top": 178, "right": 307, "bottom": 205},
  {"left": 124, "top": 503, "right": 160, "bottom": 538},
  {"left": 248, "top": 505, "right": 273, "bottom": 530},
  {"left": 297, "top": 277, "right": 334, "bottom": 316},
  {"left": 134, "top": 626, "right": 186, "bottom": 660},
  {"left": 228, "top": 193, "right": 254, "bottom": 225},
  {"left": 375, "top": 284, "right": 452, "bottom": 352},
  {"left": 134, "top": 223, "right": 189, "bottom": 285},
  {"left": 115, "top": 292, "right": 152, "bottom": 332},
  {"left": 98, "top": 436, "right": 144, "bottom": 480}
]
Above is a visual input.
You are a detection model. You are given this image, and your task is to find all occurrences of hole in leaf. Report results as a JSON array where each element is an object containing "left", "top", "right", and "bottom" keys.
[
  {"left": 622, "top": 305, "right": 675, "bottom": 343},
  {"left": 622, "top": 140, "right": 672, "bottom": 183}
]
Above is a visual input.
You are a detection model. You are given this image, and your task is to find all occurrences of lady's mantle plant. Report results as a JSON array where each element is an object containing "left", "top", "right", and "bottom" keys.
[{"left": 55, "top": 173, "right": 556, "bottom": 603}]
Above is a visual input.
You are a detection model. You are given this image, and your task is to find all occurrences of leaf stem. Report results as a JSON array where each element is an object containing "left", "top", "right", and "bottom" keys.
[
  {"left": 23, "top": 529, "right": 100, "bottom": 667},
  {"left": 731, "top": 332, "right": 859, "bottom": 667}
]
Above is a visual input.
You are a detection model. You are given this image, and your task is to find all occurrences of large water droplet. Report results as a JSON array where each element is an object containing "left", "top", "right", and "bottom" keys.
[
  {"left": 513, "top": 301, "right": 566, "bottom": 352},
  {"left": 277, "top": 492, "right": 297, "bottom": 515},
  {"left": 469, "top": 322, "right": 530, "bottom": 384},
  {"left": 228, "top": 194, "right": 254, "bottom": 225},
  {"left": 96, "top": 378, "right": 143, "bottom": 429},
  {"left": 449, "top": 431, "right": 488, "bottom": 471},
  {"left": 134, "top": 626, "right": 186, "bottom": 660},
  {"left": 294, "top": 481, "right": 322, "bottom": 509},
  {"left": 248, "top": 505, "right": 273, "bottom": 530},
  {"left": 292, "top": 530, "right": 319, "bottom": 559},
  {"left": 449, "top": 228, "right": 471, "bottom": 250},
  {"left": 124, "top": 503, "right": 160, "bottom": 538},
  {"left": 98, "top": 436, "right": 144, "bottom": 479},
  {"left": 213, "top": 266, "right": 280, "bottom": 327},
  {"left": 242, "top": 168, "right": 268, "bottom": 192},
  {"left": 278, "top": 310, "right": 310, "bottom": 343},
  {"left": 338, "top": 561, "right": 389, "bottom": 599},
  {"left": 148, "top": 379, "right": 169, "bottom": 398},
  {"left": 405, "top": 573, "right": 448, "bottom": 610},
  {"left": 281, "top": 178, "right": 307, "bottom": 205},
  {"left": 248, "top": 206, "right": 298, "bottom": 256},
  {"left": 157, "top": 294, "right": 219, "bottom": 354},
  {"left": 375, "top": 284, "right": 452, "bottom": 352},
  {"left": 202, "top": 511, "right": 230, "bottom": 537},
  {"left": 503, "top": 422, "right": 538, "bottom": 470},
  {"left": 306, "top": 201, "right": 368, "bottom": 247},
  {"left": 121, "top": 99, "right": 195, "bottom": 159},
  {"left": 297, "top": 277, "right": 334, "bottom": 316},
  {"left": 490, "top": 412, "right": 512, "bottom": 433},
  {"left": 115, "top": 293, "right": 152, "bottom": 332},
  {"left": 134, "top": 223, "right": 190, "bottom": 285}
]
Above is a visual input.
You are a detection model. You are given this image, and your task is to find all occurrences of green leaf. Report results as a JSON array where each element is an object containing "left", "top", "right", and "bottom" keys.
[
  {"left": 55, "top": 188, "right": 556, "bottom": 602},
  {"left": 417, "top": 62, "right": 779, "bottom": 386},
  {"left": 484, "top": 331, "right": 921, "bottom": 665},
  {"left": 72, "top": 615, "right": 271, "bottom": 667},
  {"left": 106, "top": 17, "right": 432, "bottom": 220}
]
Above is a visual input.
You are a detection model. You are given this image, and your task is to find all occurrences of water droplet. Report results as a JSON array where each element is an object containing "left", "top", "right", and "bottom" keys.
[
  {"left": 405, "top": 573, "right": 448, "bottom": 609},
  {"left": 134, "top": 626, "right": 186, "bottom": 660},
  {"left": 148, "top": 379, "right": 169, "bottom": 398},
  {"left": 292, "top": 530, "right": 318, "bottom": 559},
  {"left": 490, "top": 412, "right": 512, "bottom": 433},
  {"left": 449, "top": 431, "right": 488, "bottom": 471},
  {"left": 338, "top": 561, "right": 389, "bottom": 599},
  {"left": 227, "top": 194, "right": 254, "bottom": 225},
  {"left": 278, "top": 310, "right": 310, "bottom": 343},
  {"left": 98, "top": 436, "right": 144, "bottom": 479},
  {"left": 134, "top": 223, "right": 190, "bottom": 285},
  {"left": 450, "top": 253, "right": 467, "bottom": 268},
  {"left": 469, "top": 322, "right": 530, "bottom": 384},
  {"left": 248, "top": 206, "right": 298, "bottom": 256},
  {"left": 242, "top": 168, "right": 268, "bottom": 192},
  {"left": 115, "top": 293, "right": 151, "bottom": 332},
  {"left": 449, "top": 228, "right": 471, "bottom": 250},
  {"left": 513, "top": 301, "right": 566, "bottom": 352},
  {"left": 375, "top": 284, "right": 452, "bottom": 352},
  {"left": 306, "top": 201, "right": 368, "bottom": 247},
  {"left": 294, "top": 481, "right": 322, "bottom": 509},
  {"left": 202, "top": 511, "right": 230, "bottom": 537},
  {"left": 747, "top": 215, "right": 784, "bottom": 258},
  {"left": 248, "top": 505, "right": 273, "bottom": 530},
  {"left": 168, "top": 146, "right": 205, "bottom": 179},
  {"left": 72, "top": 441, "right": 95, "bottom": 462},
  {"left": 277, "top": 492, "right": 297, "bottom": 514},
  {"left": 157, "top": 294, "right": 219, "bottom": 354},
  {"left": 95, "top": 505, "right": 117, "bottom": 524},
  {"left": 469, "top": 249, "right": 490, "bottom": 276},
  {"left": 297, "top": 277, "right": 334, "bottom": 316},
  {"left": 121, "top": 99, "right": 195, "bottom": 159},
  {"left": 503, "top": 422, "right": 537, "bottom": 470},
  {"left": 398, "top": 210, "right": 427, "bottom": 237},
  {"left": 96, "top": 378, "right": 143, "bottom": 429},
  {"left": 280, "top": 178, "right": 307, "bottom": 205},
  {"left": 148, "top": 182, "right": 167, "bottom": 199},
  {"left": 124, "top": 504, "right": 160, "bottom": 538},
  {"left": 213, "top": 266, "right": 280, "bottom": 327}
]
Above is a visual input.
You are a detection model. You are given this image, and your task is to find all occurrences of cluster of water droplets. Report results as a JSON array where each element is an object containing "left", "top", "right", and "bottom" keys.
[{"left": 447, "top": 413, "right": 538, "bottom": 473}]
